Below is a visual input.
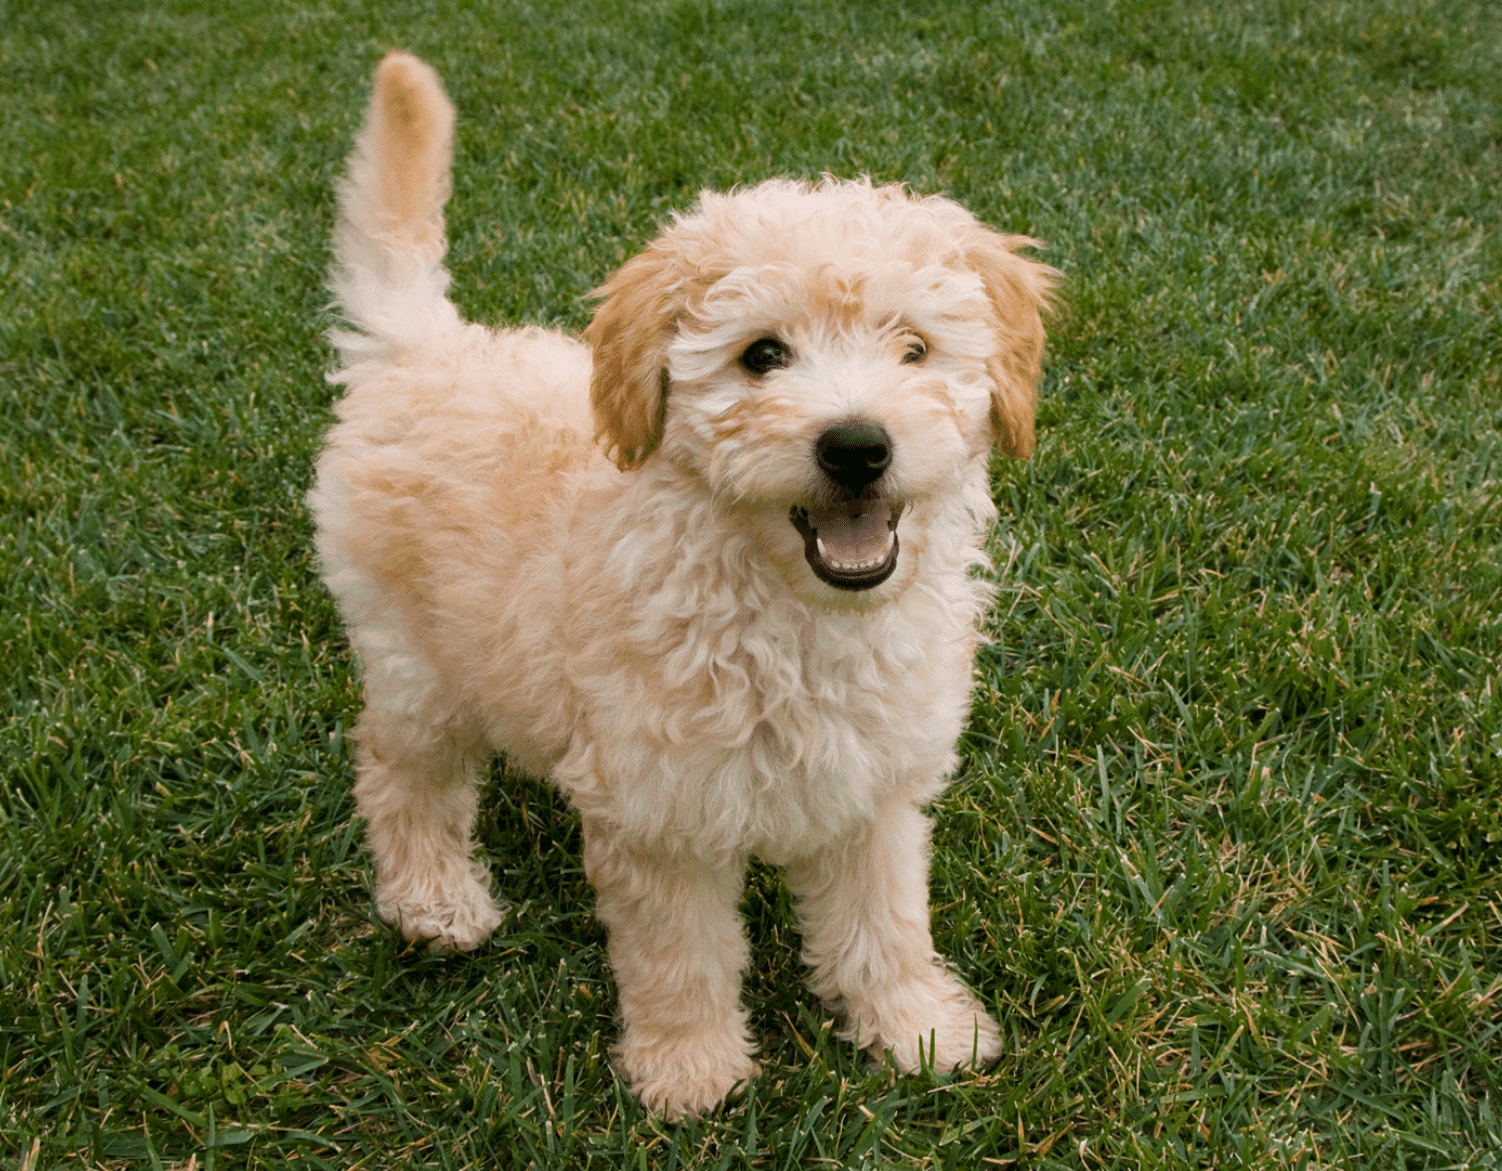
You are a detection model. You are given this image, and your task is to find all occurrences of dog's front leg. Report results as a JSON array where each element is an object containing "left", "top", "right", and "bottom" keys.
[
  {"left": 582, "top": 820, "right": 756, "bottom": 1118},
  {"left": 786, "top": 798, "right": 1002, "bottom": 1073}
]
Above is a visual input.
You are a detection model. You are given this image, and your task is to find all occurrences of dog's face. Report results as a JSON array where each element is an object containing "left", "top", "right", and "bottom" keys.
[{"left": 586, "top": 179, "right": 1054, "bottom": 608}]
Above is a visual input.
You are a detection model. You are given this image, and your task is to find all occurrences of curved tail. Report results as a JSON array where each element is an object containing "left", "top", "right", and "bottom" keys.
[{"left": 330, "top": 52, "right": 461, "bottom": 365}]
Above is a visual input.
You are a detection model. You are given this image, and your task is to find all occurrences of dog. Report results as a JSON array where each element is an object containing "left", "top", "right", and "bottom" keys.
[{"left": 309, "top": 52, "right": 1054, "bottom": 1118}]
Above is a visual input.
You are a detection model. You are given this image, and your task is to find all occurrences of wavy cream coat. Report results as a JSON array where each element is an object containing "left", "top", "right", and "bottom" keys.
[{"left": 310, "top": 52, "right": 1055, "bottom": 1118}]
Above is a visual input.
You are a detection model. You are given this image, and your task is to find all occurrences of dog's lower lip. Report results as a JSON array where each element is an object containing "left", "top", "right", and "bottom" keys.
[{"left": 790, "top": 503, "right": 901, "bottom": 591}]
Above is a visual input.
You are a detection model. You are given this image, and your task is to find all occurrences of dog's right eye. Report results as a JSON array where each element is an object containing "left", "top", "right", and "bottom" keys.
[{"left": 740, "top": 337, "right": 791, "bottom": 377}]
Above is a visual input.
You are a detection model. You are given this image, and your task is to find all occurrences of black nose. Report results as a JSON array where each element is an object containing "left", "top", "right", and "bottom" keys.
[{"left": 816, "top": 421, "right": 892, "bottom": 492}]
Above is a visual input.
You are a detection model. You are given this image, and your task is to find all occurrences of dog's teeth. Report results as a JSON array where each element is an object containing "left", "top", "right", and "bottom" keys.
[{"left": 814, "top": 527, "right": 896, "bottom": 574}]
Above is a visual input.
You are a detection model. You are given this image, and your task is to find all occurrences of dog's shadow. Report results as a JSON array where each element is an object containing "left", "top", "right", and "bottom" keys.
[{"left": 474, "top": 760, "right": 600, "bottom": 946}]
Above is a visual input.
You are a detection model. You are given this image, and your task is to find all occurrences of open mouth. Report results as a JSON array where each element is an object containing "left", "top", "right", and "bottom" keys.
[{"left": 789, "top": 500, "right": 901, "bottom": 591}]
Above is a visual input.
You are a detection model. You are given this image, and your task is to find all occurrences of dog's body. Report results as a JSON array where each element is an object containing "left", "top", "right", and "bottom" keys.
[{"left": 311, "top": 53, "right": 1053, "bottom": 1117}]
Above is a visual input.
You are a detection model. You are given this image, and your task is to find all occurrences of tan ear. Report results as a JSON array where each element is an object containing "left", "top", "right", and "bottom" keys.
[
  {"left": 584, "top": 243, "right": 683, "bottom": 471},
  {"left": 961, "top": 230, "right": 1057, "bottom": 459}
]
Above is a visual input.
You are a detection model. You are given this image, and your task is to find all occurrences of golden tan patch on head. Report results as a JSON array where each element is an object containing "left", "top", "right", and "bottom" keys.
[{"left": 802, "top": 268, "right": 870, "bottom": 331}]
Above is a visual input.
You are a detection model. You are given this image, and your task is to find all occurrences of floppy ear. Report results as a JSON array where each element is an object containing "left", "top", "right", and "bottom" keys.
[
  {"left": 960, "top": 230, "right": 1057, "bottom": 459},
  {"left": 584, "top": 243, "right": 683, "bottom": 471}
]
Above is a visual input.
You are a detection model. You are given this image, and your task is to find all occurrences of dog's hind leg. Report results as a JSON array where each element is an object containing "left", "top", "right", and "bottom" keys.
[
  {"left": 582, "top": 823, "right": 758, "bottom": 1118},
  {"left": 786, "top": 798, "right": 1003, "bottom": 1073},
  {"left": 352, "top": 679, "right": 502, "bottom": 952}
]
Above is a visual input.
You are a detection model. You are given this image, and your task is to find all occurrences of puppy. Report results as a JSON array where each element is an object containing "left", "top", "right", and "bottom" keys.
[{"left": 310, "top": 52, "right": 1054, "bottom": 1118}]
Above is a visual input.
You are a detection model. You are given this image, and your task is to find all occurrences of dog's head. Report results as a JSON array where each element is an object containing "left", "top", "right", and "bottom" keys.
[{"left": 585, "top": 178, "right": 1055, "bottom": 606}]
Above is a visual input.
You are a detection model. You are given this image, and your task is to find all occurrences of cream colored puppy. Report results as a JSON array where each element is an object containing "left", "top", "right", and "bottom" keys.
[{"left": 311, "top": 52, "right": 1054, "bottom": 1118}]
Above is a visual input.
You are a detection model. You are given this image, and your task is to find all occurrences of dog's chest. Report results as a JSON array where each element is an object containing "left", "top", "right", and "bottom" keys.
[
  {"left": 737, "top": 626, "right": 966, "bottom": 858},
  {"left": 561, "top": 585, "right": 976, "bottom": 858}
]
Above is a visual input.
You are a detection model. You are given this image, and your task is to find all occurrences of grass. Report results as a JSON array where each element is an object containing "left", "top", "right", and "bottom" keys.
[{"left": 2, "top": 0, "right": 1500, "bottom": 1165}]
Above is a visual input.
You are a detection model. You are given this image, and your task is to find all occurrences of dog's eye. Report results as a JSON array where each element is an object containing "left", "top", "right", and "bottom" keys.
[
  {"left": 901, "top": 338, "right": 927, "bottom": 365},
  {"left": 740, "top": 337, "right": 790, "bottom": 377}
]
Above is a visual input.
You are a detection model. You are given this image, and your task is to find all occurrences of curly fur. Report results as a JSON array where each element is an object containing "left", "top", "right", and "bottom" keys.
[{"left": 310, "top": 51, "right": 1055, "bottom": 1118}]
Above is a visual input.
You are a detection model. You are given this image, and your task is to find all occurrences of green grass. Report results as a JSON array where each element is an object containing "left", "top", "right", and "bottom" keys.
[{"left": 2, "top": 0, "right": 1500, "bottom": 1166}]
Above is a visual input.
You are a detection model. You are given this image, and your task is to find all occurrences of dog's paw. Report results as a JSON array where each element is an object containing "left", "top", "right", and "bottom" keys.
[
  {"left": 853, "top": 968, "right": 1003, "bottom": 1073},
  {"left": 614, "top": 1025, "right": 758, "bottom": 1119},
  {"left": 376, "top": 865, "right": 504, "bottom": 952}
]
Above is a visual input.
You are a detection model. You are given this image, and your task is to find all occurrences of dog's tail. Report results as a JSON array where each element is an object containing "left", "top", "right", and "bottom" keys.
[{"left": 330, "top": 52, "right": 461, "bottom": 364}]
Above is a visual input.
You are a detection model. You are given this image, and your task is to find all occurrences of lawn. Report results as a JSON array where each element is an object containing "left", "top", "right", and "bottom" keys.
[{"left": 2, "top": 0, "right": 1500, "bottom": 1166}]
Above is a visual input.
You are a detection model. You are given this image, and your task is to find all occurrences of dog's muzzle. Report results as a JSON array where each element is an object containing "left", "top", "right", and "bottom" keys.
[{"left": 791, "top": 420, "right": 901, "bottom": 591}]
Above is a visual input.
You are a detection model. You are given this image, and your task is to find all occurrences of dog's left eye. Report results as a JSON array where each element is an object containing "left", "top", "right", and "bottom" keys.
[
  {"left": 901, "top": 339, "right": 927, "bottom": 365},
  {"left": 740, "top": 337, "right": 791, "bottom": 377}
]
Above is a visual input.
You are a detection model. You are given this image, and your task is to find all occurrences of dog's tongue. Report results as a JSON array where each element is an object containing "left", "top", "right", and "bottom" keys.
[{"left": 810, "top": 501, "right": 894, "bottom": 570}]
